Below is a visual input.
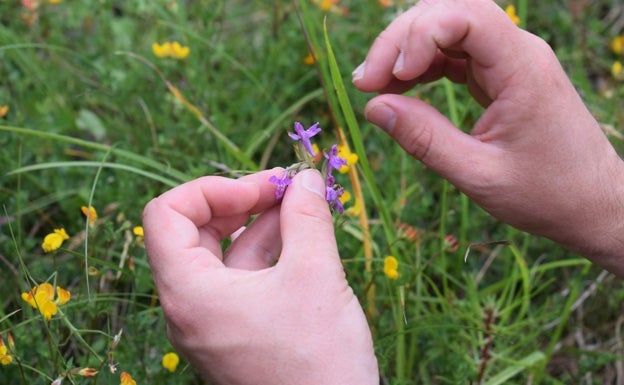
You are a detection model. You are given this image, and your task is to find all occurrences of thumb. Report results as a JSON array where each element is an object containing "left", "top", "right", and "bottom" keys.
[
  {"left": 365, "top": 94, "right": 495, "bottom": 188},
  {"left": 278, "top": 169, "right": 341, "bottom": 274}
]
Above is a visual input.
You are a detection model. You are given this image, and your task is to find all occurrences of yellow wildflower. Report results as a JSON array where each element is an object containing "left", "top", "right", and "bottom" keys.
[
  {"left": 319, "top": 0, "right": 334, "bottom": 11},
  {"left": 303, "top": 53, "right": 315, "bottom": 65},
  {"left": 152, "top": 42, "right": 171, "bottom": 58},
  {"left": 21, "top": 282, "right": 71, "bottom": 321},
  {"left": 613, "top": 61, "right": 624, "bottom": 80},
  {"left": 339, "top": 189, "right": 351, "bottom": 204},
  {"left": 48, "top": 0, "right": 61, "bottom": 4},
  {"left": 162, "top": 352, "right": 180, "bottom": 372},
  {"left": 0, "top": 105, "right": 8, "bottom": 117},
  {"left": 505, "top": 4, "right": 520, "bottom": 26},
  {"left": 311, "top": 0, "right": 345, "bottom": 14},
  {"left": 169, "top": 41, "right": 190, "bottom": 59},
  {"left": 344, "top": 198, "right": 363, "bottom": 217},
  {"left": 0, "top": 338, "right": 13, "bottom": 365},
  {"left": 81, "top": 205, "right": 97, "bottom": 224},
  {"left": 132, "top": 226, "right": 144, "bottom": 238},
  {"left": 152, "top": 41, "right": 190, "bottom": 59},
  {"left": 383, "top": 256, "right": 399, "bottom": 280},
  {"left": 41, "top": 228, "right": 69, "bottom": 253},
  {"left": 611, "top": 36, "right": 624, "bottom": 56},
  {"left": 337, "top": 144, "right": 358, "bottom": 174},
  {"left": 120, "top": 372, "right": 137, "bottom": 385}
]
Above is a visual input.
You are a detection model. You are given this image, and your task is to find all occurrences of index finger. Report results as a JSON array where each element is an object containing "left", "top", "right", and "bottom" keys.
[
  {"left": 355, "top": 0, "right": 524, "bottom": 97},
  {"left": 143, "top": 169, "right": 283, "bottom": 280}
]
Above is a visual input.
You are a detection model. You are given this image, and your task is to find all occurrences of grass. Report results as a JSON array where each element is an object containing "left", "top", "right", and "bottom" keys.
[{"left": 1, "top": 0, "right": 624, "bottom": 384}]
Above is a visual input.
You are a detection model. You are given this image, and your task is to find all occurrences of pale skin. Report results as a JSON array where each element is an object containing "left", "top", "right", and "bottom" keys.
[
  {"left": 143, "top": 169, "right": 379, "bottom": 385},
  {"left": 143, "top": 0, "right": 624, "bottom": 383}
]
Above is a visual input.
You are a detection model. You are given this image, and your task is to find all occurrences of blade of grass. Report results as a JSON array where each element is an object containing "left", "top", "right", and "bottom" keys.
[
  {"left": 7, "top": 161, "right": 180, "bottom": 188},
  {"left": 484, "top": 351, "right": 545, "bottom": 385},
  {"left": 295, "top": 0, "right": 381, "bottom": 322},
  {"left": 1, "top": 125, "right": 189, "bottom": 184},
  {"left": 321, "top": 19, "right": 396, "bottom": 254}
]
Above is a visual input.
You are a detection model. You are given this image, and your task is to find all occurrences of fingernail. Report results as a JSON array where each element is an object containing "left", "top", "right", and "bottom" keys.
[
  {"left": 392, "top": 51, "right": 404, "bottom": 74},
  {"left": 352, "top": 61, "right": 366, "bottom": 82},
  {"left": 366, "top": 103, "right": 397, "bottom": 133},
  {"left": 301, "top": 169, "right": 325, "bottom": 199}
]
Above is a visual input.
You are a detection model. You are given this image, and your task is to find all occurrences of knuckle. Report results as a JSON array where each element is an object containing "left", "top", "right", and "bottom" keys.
[{"left": 398, "top": 119, "right": 434, "bottom": 162}]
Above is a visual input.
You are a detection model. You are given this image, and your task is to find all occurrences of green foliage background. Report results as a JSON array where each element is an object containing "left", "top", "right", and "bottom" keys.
[{"left": 1, "top": 0, "right": 624, "bottom": 384}]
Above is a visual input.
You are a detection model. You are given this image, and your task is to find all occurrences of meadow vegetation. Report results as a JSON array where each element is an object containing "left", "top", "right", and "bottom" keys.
[{"left": 1, "top": 0, "right": 624, "bottom": 384}]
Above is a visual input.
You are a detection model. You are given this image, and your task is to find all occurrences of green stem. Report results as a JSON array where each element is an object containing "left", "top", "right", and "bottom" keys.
[
  {"left": 394, "top": 285, "right": 406, "bottom": 379},
  {"left": 517, "top": 0, "right": 528, "bottom": 30}
]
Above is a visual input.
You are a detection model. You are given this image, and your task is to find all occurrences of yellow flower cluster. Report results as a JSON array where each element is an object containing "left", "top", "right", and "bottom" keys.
[
  {"left": 611, "top": 35, "right": 624, "bottom": 80},
  {"left": 0, "top": 105, "right": 8, "bottom": 118},
  {"left": 383, "top": 256, "right": 399, "bottom": 280},
  {"left": 152, "top": 41, "right": 190, "bottom": 60},
  {"left": 21, "top": 282, "right": 71, "bottom": 321},
  {"left": 41, "top": 228, "right": 69, "bottom": 253}
]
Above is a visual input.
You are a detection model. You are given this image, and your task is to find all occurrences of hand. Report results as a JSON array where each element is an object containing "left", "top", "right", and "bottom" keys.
[
  {"left": 353, "top": 0, "right": 624, "bottom": 274},
  {"left": 142, "top": 169, "right": 379, "bottom": 385}
]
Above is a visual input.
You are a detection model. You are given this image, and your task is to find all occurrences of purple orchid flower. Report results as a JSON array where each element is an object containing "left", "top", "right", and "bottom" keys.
[
  {"left": 269, "top": 173, "right": 293, "bottom": 200},
  {"left": 325, "top": 184, "right": 345, "bottom": 214},
  {"left": 288, "top": 121, "right": 321, "bottom": 156},
  {"left": 324, "top": 144, "right": 348, "bottom": 177}
]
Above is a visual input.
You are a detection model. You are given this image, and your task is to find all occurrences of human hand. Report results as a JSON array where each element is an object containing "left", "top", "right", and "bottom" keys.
[
  {"left": 142, "top": 169, "right": 379, "bottom": 385},
  {"left": 353, "top": 0, "right": 624, "bottom": 274}
]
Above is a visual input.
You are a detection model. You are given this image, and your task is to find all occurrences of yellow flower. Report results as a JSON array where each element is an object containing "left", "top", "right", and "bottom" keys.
[
  {"left": 505, "top": 4, "right": 520, "bottom": 26},
  {"left": 42, "top": 228, "right": 69, "bottom": 253},
  {"left": 338, "top": 190, "right": 363, "bottom": 216},
  {"left": 169, "top": 41, "right": 190, "bottom": 59},
  {"left": 152, "top": 41, "right": 190, "bottom": 59},
  {"left": 611, "top": 36, "right": 624, "bottom": 56},
  {"left": 0, "top": 105, "right": 8, "bottom": 117},
  {"left": 311, "top": 0, "right": 345, "bottom": 14},
  {"left": 0, "top": 338, "right": 13, "bottom": 366},
  {"left": 337, "top": 144, "right": 358, "bottom": 174},
  {"left": 383, "top": 256, "right": 399, "bottom": 280},
  {"left": 339, "top": 189, "right": 351, "bottom": 204},
  {"left": 132, "top": 226, "right": 144, "bottom": 238},
  {"left": 303, "top": 53, "right": 315, "bottom": 66},
  {"left": 81, "top": 205, "right": 98, "bottom": 224},
  {"left": 48, "top": 0, "right": 61, "bottom": 4},
  {"left": 319, "top": 0, "right": 334, "bottom": 11},
  {"left": 120, "top": 372, "right": 137, "bottom": 385},
  {"left": 21, "top": 283, "right": 71, "bottom": 321},
  {"left": 344, "top": 198, "right": 363, "bottom": 217},
  {"left": 162, "top": 352, "right": 180, "bottom": 372},
  {"left": 612, "top": 61, "right": 623, "bottom": 80},
  {"left": 152, "top": 42, "right": 171, "bottom": 58}
]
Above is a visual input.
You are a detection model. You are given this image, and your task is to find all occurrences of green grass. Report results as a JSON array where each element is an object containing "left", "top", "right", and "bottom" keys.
[{"left": 1, "top": 0, "right": 624, "bottom": 384}]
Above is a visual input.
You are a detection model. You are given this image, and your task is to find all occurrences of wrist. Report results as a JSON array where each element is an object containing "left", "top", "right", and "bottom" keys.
[{"left": 566, "top": 154, "right": 624, "bottom": 276}]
